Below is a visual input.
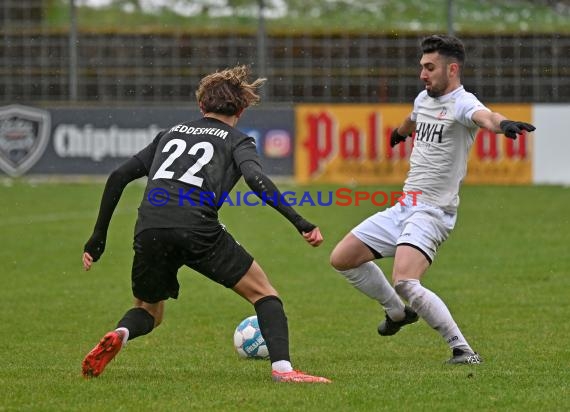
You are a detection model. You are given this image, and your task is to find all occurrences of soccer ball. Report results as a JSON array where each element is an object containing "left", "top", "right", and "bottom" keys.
[{"left": 233, "top": 315, "right": 269, "bottom": 359}]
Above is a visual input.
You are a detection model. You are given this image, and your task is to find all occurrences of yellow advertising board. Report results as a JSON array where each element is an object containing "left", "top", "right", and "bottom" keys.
[{"left": 295, "top": 104, "right": 532, "bottom": 185}]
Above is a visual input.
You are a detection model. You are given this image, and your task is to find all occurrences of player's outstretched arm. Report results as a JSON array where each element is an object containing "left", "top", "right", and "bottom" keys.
[
  {"left": 83, "top": 157, "right": 147, "bottom": 270},
  {"left": 240, "top": 160, "right": 323, "bottom": 247},
  {"left": 472, "top": 110, "right": 535, "bottom": 139}
]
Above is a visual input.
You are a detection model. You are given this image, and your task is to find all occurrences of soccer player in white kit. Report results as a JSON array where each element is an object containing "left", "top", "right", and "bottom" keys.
[{"left": 330, "top": 34, "right": 535, "bottom": 364}]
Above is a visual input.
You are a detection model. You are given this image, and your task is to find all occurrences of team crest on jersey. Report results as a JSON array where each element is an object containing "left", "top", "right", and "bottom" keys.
[
  {"left": 437, "top": 107, "right": 448, "bottom": 119},
  {"left": 0, "top": 105, "right": 51, "bottom": 176}
]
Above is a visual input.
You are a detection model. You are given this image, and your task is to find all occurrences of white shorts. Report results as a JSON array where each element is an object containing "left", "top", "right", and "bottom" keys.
[{"left": 351, "top": 196, "right": 457, "bottom": 263}]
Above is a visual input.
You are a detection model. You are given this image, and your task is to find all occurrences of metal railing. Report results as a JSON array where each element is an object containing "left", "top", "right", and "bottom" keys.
[{"left": 1, "top": 2, "right": 568, "bottom": 104}]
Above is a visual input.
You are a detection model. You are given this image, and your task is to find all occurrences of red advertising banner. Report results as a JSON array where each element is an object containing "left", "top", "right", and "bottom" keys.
[{"left": 295, "top": 104, "right": 532, "bottom": 185}]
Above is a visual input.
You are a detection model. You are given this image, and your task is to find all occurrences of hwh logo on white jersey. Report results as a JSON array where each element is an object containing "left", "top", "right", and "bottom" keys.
[{"left": 415, "top": 122, "right": 444, "bottom": 143}]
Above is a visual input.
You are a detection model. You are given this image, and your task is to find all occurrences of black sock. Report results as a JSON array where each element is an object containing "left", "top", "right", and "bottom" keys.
[
  {"left": 116, "top": 307, "right": 155, "bottom": 341},
  {"left": 254, "top": 295, "right": 290, "bottom": 363}
]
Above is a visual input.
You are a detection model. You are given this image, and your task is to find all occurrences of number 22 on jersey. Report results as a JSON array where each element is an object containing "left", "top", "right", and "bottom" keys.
[{"left": 152, "top": 139, "right": 214, "bottom": 187}]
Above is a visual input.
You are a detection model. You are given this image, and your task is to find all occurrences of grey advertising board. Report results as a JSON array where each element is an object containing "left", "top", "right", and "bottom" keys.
[{"left": 0, "top": 105, "right": 294, "bottom": 177}]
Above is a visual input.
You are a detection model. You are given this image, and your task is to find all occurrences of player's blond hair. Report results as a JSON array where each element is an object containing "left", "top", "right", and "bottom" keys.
[{"left": 196, "top": 65, "right": 266, "bottom": 116}]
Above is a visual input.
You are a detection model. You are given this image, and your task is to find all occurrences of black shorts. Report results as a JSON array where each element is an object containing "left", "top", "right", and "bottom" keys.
[{"left": 131, "top": 227, "right": 254, "bottom": 303}]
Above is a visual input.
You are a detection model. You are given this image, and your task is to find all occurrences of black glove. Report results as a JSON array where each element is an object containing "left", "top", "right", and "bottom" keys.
[
  {"left": 499, "top": 120, "right": 535, "bottom": 139},
  {"left": 390, "top": 129, "right": 409, "bottom": 147},
  {"left": 84, "top": 230, "right": 107, "bottom": 262}
]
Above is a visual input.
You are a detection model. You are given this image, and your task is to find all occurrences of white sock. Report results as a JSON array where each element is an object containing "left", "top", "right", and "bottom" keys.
[
  {"left": 339, "top": 262, "right": 406, "bottom": 321},
  {"left": 272, "top": 360, "right": 293, "bottom": 373},
  {"left": 115, "top": 327, "right": 129, "bottom": 346},
  {"left": 395, "top": 279, "right": 472, "bottom": 352}
]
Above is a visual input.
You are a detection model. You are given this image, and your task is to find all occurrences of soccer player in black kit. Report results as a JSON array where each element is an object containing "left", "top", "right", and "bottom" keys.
[{"left": 81, "top": 65, "right": 331, "bottom": 383}]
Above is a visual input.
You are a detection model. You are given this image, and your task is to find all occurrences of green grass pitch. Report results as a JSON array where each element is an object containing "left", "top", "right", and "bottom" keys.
[{"left": 1, "top": 180, "right": 569, "bottom": 411}]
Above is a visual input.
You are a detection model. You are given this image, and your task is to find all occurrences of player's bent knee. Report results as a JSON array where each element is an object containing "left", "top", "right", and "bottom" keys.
[
  {"left": 330, "top": 242, "right": 353, "bottom": 270},
  {"left": 330, "top": 245, "right": 368, "bottom": 271},
  {"left": 329, "top": 250, "right": 350, "bottom": 271}
]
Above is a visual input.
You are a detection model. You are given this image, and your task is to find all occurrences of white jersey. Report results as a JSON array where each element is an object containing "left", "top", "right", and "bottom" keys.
[{"left": 403, "top": 85, "right": 490, "bottom": 213}]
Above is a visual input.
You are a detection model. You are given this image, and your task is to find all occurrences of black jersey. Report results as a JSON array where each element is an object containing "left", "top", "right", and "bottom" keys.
[{"left": 134, "top": 117, "right": 260, "bottom": 235}]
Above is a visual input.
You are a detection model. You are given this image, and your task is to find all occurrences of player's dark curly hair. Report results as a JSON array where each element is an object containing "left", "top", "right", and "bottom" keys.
[
  {"left": 421, "top": 35, "right": 465, "bottom": 68},
  {"left": 196, "top": 65, "right": 266, "bottom": 116}
]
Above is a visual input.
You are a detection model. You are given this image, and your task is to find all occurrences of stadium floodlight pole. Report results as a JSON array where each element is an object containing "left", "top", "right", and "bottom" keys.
[
  {"left": 257, "top": 0, "right": 267, "bottom": 99},
  {"left": 69, "top": 0, "right": 78, "bottom": 101},
  {"left": 447, "top": 0, "right": 455, "bottom": 35}
]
